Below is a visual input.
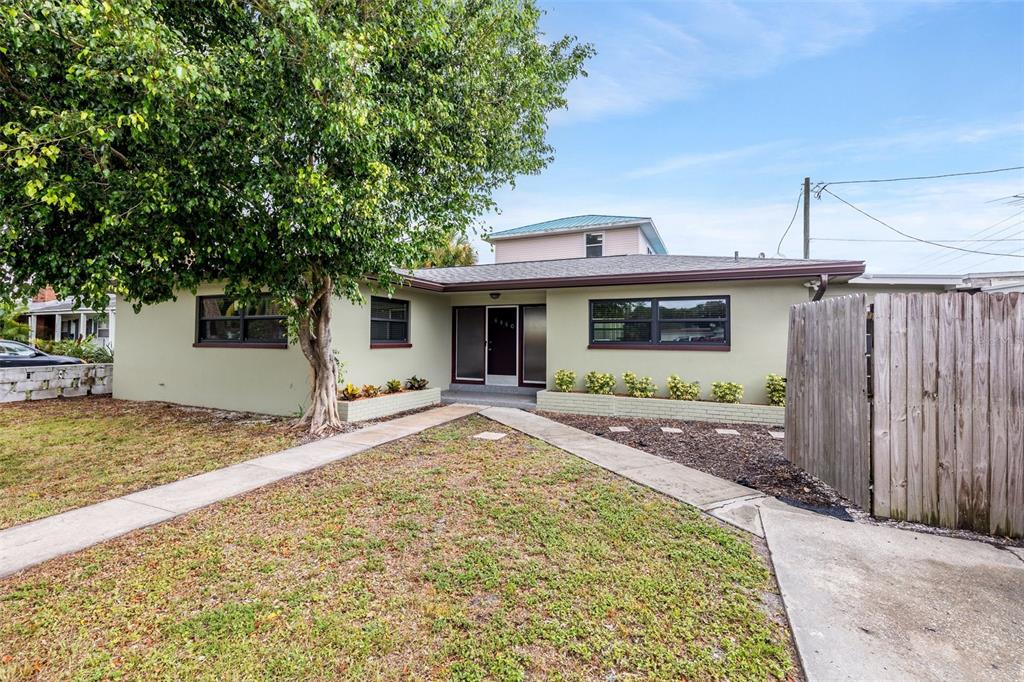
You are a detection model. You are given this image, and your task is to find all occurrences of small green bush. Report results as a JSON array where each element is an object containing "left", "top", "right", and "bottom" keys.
[
  {"left": 553, "top": 369, "right": 576, "bottom": 392},
  {"left": 339, "top": 383, "right": 361, "bottom": 401},
  {"left": 622, "top": 371, "right": 656, "bottom": 398},
  {"left": 765, "top": 374, "right": 786, "bottom": 407},
  {"left": 666, "top": 375, "right": 700, "bottom": 401},
  {"left": 385, "top": 379, "right": 403, "bottom": 394},
  {"left": 584, "top": 371, "right": 616, "bottom": 395},
  {"left": 405, "top": 375, "right": 429, "bottom": 390},
  {"left": 34, "top": 336, "right": 113, "bottom": 363},
  {"left": 711, "top": 381, "right": 743, "bottom": 404}
]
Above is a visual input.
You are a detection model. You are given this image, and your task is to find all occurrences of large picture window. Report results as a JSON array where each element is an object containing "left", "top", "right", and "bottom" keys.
[
  {"left": 589, "top": 296, "right": 729, "bottom": 349},
  {"left": 370, "top": 296, "right": 409, "bottom": 345},
  {"left": 196, "top": 295, "right": 287, "bottom": 347}
]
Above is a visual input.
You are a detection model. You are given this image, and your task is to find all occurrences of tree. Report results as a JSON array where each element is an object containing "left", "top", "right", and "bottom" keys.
[
  {"left": 420, "top": 233, "right": 477, "bottom": 268},
  {"left": 0, "top": 302, "right": 30, "bottom": 341},
  {"left": 0, "top": 0, "right": 592, "bottom": 432}
]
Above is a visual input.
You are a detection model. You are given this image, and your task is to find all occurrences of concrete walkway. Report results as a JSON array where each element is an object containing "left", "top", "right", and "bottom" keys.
[{"left": 0, "top": 404, "right": 480, "bottom": 578}]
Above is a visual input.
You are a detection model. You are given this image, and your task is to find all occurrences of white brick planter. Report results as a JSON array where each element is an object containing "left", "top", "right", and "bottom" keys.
[
  {"left": 537, "top": 389, "right": 785, "bottom": 426},
  {"left": 338, "top": 387, "right": 441, "bottom": 422},
  {"left": 0, "top": 363, "right": 113, "bottom": 403}
]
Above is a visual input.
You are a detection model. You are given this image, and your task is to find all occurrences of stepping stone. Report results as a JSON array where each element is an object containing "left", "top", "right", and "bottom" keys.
[
  {"left": 715, "top": 428, "right": 740, "bottom": 435},
  {"left": 609, "top": 426, "right": 630, "bottom": 433},
  {"left": 660, "top": 427, "right": 683, "bottom": 433},
  {"left": 769, "top": 431, "right": 785, "bottom": 440},
  {"left": 473, "top": 431, "right": 507, "bottom": 441}
]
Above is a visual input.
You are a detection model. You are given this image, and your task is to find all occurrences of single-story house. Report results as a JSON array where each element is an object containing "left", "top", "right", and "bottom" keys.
[
  {"left": 26, "top": 293, "right": 116, "bottom": 349},
  {"left": 113, "top": 216, "right": 865, "bottom": 415}
]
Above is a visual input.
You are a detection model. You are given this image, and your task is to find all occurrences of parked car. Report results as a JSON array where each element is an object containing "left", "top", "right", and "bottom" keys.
[{"left": 0, "top": 340, "right": 87, "bottom": 367}]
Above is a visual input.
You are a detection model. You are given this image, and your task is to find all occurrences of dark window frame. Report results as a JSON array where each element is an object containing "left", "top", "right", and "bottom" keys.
[
  {"left": 369, "top": 296, "right": 411, "bottom": 348},
  {"left": 194, "top": 294, "right": 288, "bottom": 349},
  {"left": 588, "top": 295, "right": 731, "bottom": 351},
  {"left": 585, "top": 232, "right": 604, "bottom": 258}
]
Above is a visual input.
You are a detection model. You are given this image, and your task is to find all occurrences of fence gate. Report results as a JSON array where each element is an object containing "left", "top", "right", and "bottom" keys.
[
  {"left": 784, "top": 294, "right": 870, "bottom": 509},
  {"left": 785, "top": 292, "right": 1024, "bottom": 539}
]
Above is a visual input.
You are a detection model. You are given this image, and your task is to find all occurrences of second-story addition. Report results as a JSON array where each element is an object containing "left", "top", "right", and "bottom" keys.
[{"left": 486, "top": 215, "right": 668, "bottom": 263}]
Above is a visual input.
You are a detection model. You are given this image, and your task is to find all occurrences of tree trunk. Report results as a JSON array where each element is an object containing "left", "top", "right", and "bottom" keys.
[{"left": 295, "top": 277, "right": 341, "bottom": 435}]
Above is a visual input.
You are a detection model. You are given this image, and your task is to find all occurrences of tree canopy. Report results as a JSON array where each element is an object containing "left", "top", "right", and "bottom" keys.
[
  {"left": 419, "top": 233, "right": 477, "bottom": 268},
  {"left": 0, "top": 0, "right": 591, "bottom": 430}
]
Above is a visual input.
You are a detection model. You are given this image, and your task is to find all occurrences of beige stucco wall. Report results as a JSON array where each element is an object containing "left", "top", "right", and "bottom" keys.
[
  {"left": 493, "top": 226, "right": 642, "bottom": 263},
  {"left": 545, "top": 280, "right": 808, "bottom": 404},
  {"left": 114, "top": 284, "right": 451, "bottom": 416},
  {"left": 333, "top": 285, "right": 451, "bottom": 390}
]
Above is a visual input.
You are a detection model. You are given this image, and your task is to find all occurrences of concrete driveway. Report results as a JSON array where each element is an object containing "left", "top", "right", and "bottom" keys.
[{"left": 761, "top": 499, "right": 1024, "bottom": 681}]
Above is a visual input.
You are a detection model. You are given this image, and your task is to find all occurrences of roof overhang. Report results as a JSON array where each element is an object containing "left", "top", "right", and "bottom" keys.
[{"left": 401, "top": 260, "right": 865, "bottom": 293}]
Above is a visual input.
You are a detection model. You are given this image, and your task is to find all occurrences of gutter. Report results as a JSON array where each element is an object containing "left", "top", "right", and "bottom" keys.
[{"left": 811, "top": 273, "right": 830, "bottom": 301}]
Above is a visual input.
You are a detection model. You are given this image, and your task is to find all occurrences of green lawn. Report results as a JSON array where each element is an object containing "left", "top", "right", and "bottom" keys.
[
  {"left": 0, "top": 397, "right": 300, "bottom": 529},
  {"left": 0, "top": 415, "right": 794, "bottom": 680}
]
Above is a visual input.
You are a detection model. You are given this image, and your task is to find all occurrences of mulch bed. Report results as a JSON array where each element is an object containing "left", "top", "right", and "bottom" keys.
[{"left": 537, "top": 411, "right": 848, "bottom": 511}]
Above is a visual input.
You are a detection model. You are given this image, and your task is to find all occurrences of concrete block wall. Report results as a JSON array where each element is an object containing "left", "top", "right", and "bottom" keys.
[
  {"left": 0, "top": 364, "right": 113, "bottom": 403},
  {"left": 537, "top": 390, "right": 785, "bottom": 426},
  {"left": 338, "top": 387, "right": 441, "bottom": 422}
]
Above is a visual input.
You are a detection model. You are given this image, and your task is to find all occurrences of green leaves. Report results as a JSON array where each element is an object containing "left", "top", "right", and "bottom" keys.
[{"left": 1, "top": 0, "right": 591, "bottom": 326}]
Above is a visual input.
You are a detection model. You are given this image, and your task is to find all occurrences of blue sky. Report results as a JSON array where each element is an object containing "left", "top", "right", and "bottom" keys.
[{"left": 474, "top": 1, "right": 1024, "bottom": 274}]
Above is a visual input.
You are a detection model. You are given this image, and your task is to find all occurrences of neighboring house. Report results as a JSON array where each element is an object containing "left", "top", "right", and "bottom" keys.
[
  {"left": 113, "top": 249, "right": 865, "bottom": 415},
  {"left": 487, "top": 215, "right": 668, "bottom": 263},
  {"left": 26, "top": 294, "right": 117, "bottom": 349},
  {"left": 824, "top": 270, "right": 1024, "bottom": 300}
]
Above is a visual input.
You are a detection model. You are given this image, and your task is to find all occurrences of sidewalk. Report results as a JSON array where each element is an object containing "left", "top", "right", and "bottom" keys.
[{"left": 0, "top": 404, "right": 480, "bottom": 578}]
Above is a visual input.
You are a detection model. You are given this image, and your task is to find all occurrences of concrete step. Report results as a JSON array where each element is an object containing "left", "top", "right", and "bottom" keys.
[
  {"left": 446, "top": 383, "right": 541, "bottom": 396},
  {"left": 441, "top": 390, "right": 537, "bottom": 410}
]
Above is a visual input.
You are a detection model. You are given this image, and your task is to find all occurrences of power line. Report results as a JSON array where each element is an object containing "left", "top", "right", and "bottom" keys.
[
  {"left": 812, "top": 235, "right": 1024, "bottom": 243},
  {"left": 910, "top": 212, "right": 1024, "bottom": 271},
  {"left": 820, "top": 187, "right": 1024, "bottom": 258},
  {"left": 818, "top": 165, "right": 1024, "bottom": 188},
  {"left": 774, "top": 190, "right": 803, "bottom": 256}
]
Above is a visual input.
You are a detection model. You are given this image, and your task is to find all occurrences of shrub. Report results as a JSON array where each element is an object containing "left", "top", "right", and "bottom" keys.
[
  {"left": 339, "top": 383, "right": 361, "bottom": 401},
  {"left": 385, "top": 379, "right": 403, "bottom": 394},
  {"left": 553, "top": 369, "right": 576, "bottom": 392},
  {"left": 361, "top": 384, "right": 380, "bottom": 398},
  {"left": 405, "top": 375, "right": 429, "bottom": 390},
  {"left": 584, "top": 371, "right": 616, "bottom": 395},
  {"left": 666, "top": 375, "right": 700, "bottom": 401},
  {"left": 35, "top": 336, "right": 113, "bottom": 363},
  {"left": 711, "top": 381, "right": 743, "bottom": 404},
  {"left": 765, "top": 374, "right": 786, "bottom": 407},
  {"left": 622, "top": 371, "right": 656, "bottom": 398}
]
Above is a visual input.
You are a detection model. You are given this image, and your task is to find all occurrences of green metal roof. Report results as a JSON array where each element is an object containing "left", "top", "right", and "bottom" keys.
[{"left": 488, "top": 215, "right": 668, "bottom": 254}]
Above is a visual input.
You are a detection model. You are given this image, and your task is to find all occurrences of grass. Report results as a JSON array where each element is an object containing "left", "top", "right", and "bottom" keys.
[
  {"left": 0, "top": 415, "right": 794, "bottom": 680},
  {"left": 0, "top": 397, "right": 301, "bottom": 529}
]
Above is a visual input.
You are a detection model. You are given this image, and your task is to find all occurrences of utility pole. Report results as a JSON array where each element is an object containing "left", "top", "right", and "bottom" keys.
[{"left": 802, "top": 177, "right": 811, "bottom": 259}]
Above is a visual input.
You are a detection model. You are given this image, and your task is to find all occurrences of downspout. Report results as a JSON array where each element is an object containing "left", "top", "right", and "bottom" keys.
[{"left": 811, "top": 273, "right": 830, "bottom": 301}]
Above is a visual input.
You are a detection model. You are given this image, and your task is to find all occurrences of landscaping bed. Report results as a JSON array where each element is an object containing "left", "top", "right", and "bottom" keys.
[
  {"left": 539, "top": 411, "right": 845, "bottom": 510},
  {"left": 0, "top": 415, "right": 797, "bottom": 680},
  {"left": 0, "top": 396, "right": 303, "bottom": 529}
]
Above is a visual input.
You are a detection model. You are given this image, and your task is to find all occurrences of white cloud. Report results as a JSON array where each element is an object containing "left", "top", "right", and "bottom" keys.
[
  {"left": 552, "top": 0, "right": 919, "bottom": 123},
  {"left": 473, "top": 176, "right": 1024, "bottom": 275},
  {"left": 625, "top": 141, "right": 785, "bottom": 178}
]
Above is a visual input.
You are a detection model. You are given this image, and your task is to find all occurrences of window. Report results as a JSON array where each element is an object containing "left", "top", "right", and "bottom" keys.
[
  {"left": 585, "top": 233, "right": 603, "bottom": 258},
  {"left": 589, "top": 296, "right": 729, "bottom": 349},
  {"left": 370, "top": 296, "right": 409, "bottom": 345},
  {"left": 196, "top": 295, "right": 286, "bottom": 346},
  {"left": 0, "top": 341, "right": 36, "bottom": 357}
]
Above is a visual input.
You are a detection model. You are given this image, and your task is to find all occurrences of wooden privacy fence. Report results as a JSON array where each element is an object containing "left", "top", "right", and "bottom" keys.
[{"left": 785, "top": 292, "right": 1024, "bottom": 539}]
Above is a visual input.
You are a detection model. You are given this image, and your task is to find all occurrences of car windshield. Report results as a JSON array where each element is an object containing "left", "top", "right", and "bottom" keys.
[{"left": 0, "top": 341, "right": 39, "bottom": 358}]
